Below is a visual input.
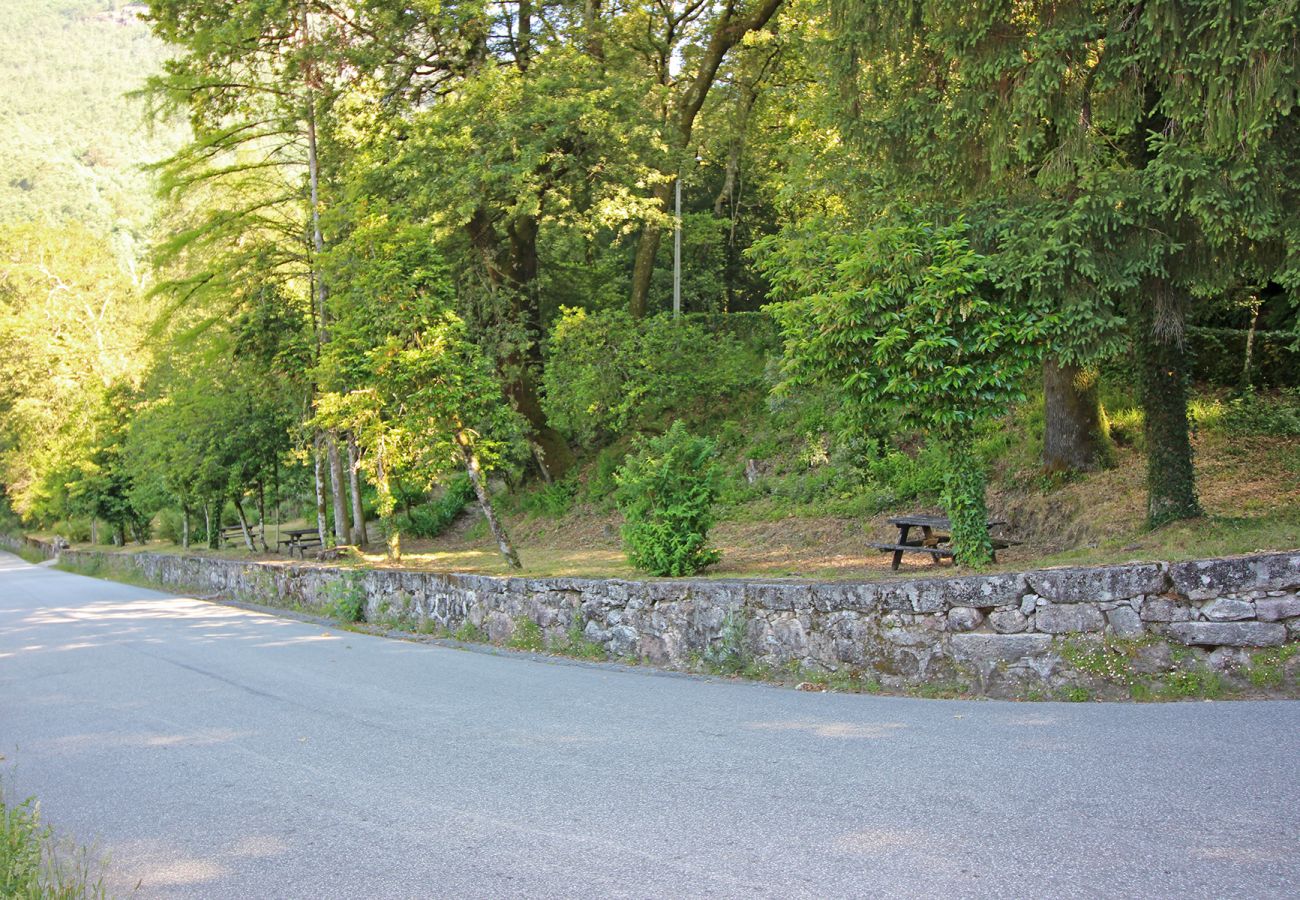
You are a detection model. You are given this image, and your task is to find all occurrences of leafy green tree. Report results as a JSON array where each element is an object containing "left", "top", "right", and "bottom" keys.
[
  {"left": 313, "top": 211, "right": 527, "bottom": 565},
  {"left": 761, "top": 215, "right": 1041, "bottom": 564},
  {"left": 818, "top": 0, "right": 1300, "bottom": 525}
]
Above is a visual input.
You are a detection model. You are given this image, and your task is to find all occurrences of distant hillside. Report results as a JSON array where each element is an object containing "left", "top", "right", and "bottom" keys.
[{"left": 0, "top": 0, "right": 185, "bottom": 266}]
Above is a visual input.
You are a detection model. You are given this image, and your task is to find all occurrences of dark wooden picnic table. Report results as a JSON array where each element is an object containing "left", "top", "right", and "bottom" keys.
[
  {"left": 871, "top": 514, "right": 1012, "bottom": 570},
  {"left": 278, "top": 527, "right": 324, "bottom": 558}
]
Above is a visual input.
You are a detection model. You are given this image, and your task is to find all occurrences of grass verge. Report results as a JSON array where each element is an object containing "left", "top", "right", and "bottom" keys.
[{"left": 1, "top": 780, "right": 112, "bottom": 899}]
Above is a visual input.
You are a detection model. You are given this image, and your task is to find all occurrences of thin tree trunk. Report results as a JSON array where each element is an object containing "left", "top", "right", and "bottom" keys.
[
  {"left": 314, "top": 433, "right": 329, "bottom": 545},
  {"left": 328, "top": 433, "right": 350, "bottom": 546},
  {"left": 348, "top": 433, "right": 367, "bottom": 546},
  {"left": 91, "top": 517, "right": 98, "bottom": 545},
  {"left": 1242, "top": 300, "right": 1261, "bottom": 388},
  {"left": 203, "top": 503, "right": 212, "bottom": 549},
  {"left": 455, "top": 427, "right": 521, "bottom": 569},
  {"left": 233, "top": 496, "right": 256, "bottom": 552},
  {"left": 1043, "top": 359, "right": 1111, "bottom": 473},
  {"left": 258, "top": 482, "right": 269, "bottom": 551},
  {"left": 1135, "top": 282, "right": 1201, "bottom": 526},
  {"left": 181, "top": 505, "right": 190, "bottom": 549}
]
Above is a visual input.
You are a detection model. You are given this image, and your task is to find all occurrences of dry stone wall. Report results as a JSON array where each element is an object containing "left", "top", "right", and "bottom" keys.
[{"left": 6, "top": 534, "right": 1298, "bottom": 696}]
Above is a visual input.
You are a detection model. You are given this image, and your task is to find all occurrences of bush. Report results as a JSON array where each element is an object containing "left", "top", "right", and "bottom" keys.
[
  {"left": 542, "top": 308, "right": 760, "bottom": 447},
  {"left": 323, "top": 571, "right": 367, "bottom": 623},
  {"left": 397, "top": 476, "right": 474, "bottom": 539},
  {"left": 518, "top": 477, "right": 578, "bottom": 518},
  {"left": 615, "top": 422, "right": 722, "bottom": 576}
]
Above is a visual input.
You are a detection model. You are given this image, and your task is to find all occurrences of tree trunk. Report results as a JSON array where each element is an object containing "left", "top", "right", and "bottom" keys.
[
  {"left": 202, "top": 503, "right": 212, "bottom": 549},
  {"left": 1135, "top": 283, "right": 1201, "bottom": 527},
  {"left": 465, "top": 208, "right": 575, "bottom": 480},
  {"left": 91, "top": 517, "right": 98, "bottom": 545},
  {"left": 629, "top": 182, "right": 672, "bottom": 318},
  {"left": 256, "top": 482, "right": 269, "bottom": 551},
  {"left": 348, "top": 433, "right": 367, "bottom": 546},
  {"left": 313, "top": 433, "right": 329, "bottom": 545},
  {"left": 1242, "top": 300, "right": 1261, "bottom": 388},
  {"left": 455, "top": 426, "right": 521, "bottom": 569},
  {"left": 328, "top": 433, "right": 350, "bottom": 546},
  {"left": 1043, "top": 360, "right": 1111, "bottom": 473},
  {"left": 233, "top": 496, "right": 256, "bottom": 552},
  {"left": 181, "top": 505, "right": 190, "bottom": 549}
]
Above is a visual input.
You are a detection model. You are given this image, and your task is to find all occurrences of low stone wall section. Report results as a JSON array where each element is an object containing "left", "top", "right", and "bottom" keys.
[{"left": 6, "top": 534, "right": 1298, "bottom": 695}]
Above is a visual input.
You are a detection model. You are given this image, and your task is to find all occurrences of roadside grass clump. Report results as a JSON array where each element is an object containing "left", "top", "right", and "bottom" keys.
[
  {"left": 701, "top": 611, "right": 752, "bottom": 676},
  {"left": 453, "top": 621, "right": 487, "bottom": 643},
  {"left": 507, "top": 618, "right": 546, "bottom": 652},
  {"left": 1246, "top": 645, "right": 1299, "bottom": 689},
  {"left": 794, "top": 665, "right": 882, "bottom": 694},
  {"left": 1, "top": 783, "right": 110, "bottom": 899},
  {"left": 554, "top": 622, "right": 607, "bottom": 660},
  {"left": 615, "top": 421, "right": 722, "bottom": 577},
  {"left": 322, "top": 571, "right": 367, "bottom": 623}
]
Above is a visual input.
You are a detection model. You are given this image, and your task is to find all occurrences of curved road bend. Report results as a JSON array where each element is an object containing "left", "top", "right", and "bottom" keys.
[{"left": 0, "top": 550, "right": 1297, "bottom": 899}]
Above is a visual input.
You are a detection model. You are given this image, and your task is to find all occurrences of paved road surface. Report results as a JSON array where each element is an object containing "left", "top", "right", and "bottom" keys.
[{"left": 1, "top": 550, "right": 1297, "bottom": 898}]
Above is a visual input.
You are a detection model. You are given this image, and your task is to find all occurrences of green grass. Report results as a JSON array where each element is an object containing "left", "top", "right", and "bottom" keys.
[
  {"left": 506, "top": 618, "right": 546, "bottom": 652},
  {"left": 1, "top": 783, "right": 110, "bottom": 899}
]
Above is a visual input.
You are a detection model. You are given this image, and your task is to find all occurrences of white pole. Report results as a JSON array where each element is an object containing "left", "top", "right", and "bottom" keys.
[{"left": 673, "top": 175, "right": 682, "bottom": 319}]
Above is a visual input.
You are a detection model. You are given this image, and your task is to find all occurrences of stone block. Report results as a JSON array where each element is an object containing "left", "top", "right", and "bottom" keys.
[
  {"left": 1168, "top": 552, "right": 1300, "bottom": 601},
  {"left": 1256, "top": 595, "right": 1300, "bottom": 622},
  {"left": 988, "top": 608, "right": 1028, "bottom": 634},
  {"left": 946, "top": 607, "right": 984, "bottom": 632},
  {"left": 948, "top": 633, "right": 1053, "bottom": 663},
  {"left": 1139, "top": 597, "right": 1193, "bottom": 623},
  {"left": 1105, "top": 606, "right": 1145, "bottom": 637},
  {"left": 1034, "top": 602, "right": 1105, "bottom": 634},
  {"left": 1026, "top": 563, "right": 1166, "bottom": 604},
  {"left": 1167, "top": 622, "right": 1287, "bottom": 648},
  {"left": 1199, "top": 598, "right": 1255, "bottom": 621}
]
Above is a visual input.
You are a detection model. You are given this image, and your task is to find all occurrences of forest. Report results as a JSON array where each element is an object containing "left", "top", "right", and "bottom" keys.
[{"left": 1, "top": 0, "right": 1298, "bottom": 579}]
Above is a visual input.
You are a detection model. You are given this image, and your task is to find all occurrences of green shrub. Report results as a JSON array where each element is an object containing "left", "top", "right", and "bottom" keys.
[
  {"left": 398, "top": 476, "right": 474, "bottom": 539},
  {"left": 542, "top": 307, "right": 760, "bottom": 446},
  {"left": 322, "top": 571, "right": 367, "bottom": 623},
  {"left": 519, "top": 477, "right": 579, "bottom": 518},
  {"left": 584, "top": 447, "right": 624, "bottom": 506},
  {"left": 615, "top": 422, "right": 722, "bottom": 576},
  {"left": 1220, "top": 390, "right": 1300, "bottom": 437}
]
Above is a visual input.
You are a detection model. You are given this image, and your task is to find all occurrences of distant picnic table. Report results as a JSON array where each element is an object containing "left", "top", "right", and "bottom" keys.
[
  {"left": 218, "top": 523, "right": 262, "bottom": 549},
  {"left": 277, "top": 527, "right": 324, "bottom": 558},
  {"left": 870, "top": 514, "right": 1015, "bottom": 570}
]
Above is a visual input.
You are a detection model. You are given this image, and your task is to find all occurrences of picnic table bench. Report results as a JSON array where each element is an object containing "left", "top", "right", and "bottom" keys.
[
  {"left": 218, "top": 524, "right": 262, "bottom": 549},
  {"left": 870, "top": 514, "right": 1017, "bottom": 570},
  {"left": 277, "top": 527, "right": 324, "bottom": 558}
]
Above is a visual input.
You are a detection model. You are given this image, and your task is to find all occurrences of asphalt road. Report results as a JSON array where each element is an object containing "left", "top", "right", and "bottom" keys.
[{"left": 1, "top": 550, "right": 1297, "bottom": 898}]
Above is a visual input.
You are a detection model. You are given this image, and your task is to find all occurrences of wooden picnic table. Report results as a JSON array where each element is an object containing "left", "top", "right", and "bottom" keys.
[
  {"left": 871, "top": 514, "right": 1012, "bottom": 570},
  {"left": 218, "top": 523, "right": 262, "bottom": 548},
  {"left": 277, "top": 527, "right": 324, "bottom": 559}
]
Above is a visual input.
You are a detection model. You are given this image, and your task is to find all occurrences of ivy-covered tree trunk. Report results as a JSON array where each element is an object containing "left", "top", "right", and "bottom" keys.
[
  {"left": 940, "top": 441, "right": 994, "bottom": 567},
  {"left": 455, "top": 427, "right": 521, "bottom": 569},
  {"left": 1043, "top": 360, "right": 1111, "bottom": 473},
  {"left": 1134, "top": 286, "right": 1201, "bottom": 526}
]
